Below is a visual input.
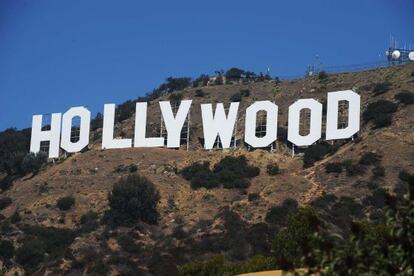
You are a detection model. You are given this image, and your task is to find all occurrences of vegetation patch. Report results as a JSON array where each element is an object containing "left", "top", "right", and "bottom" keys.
[
  {"left": 318, "top": 71, "right": 328, "bottom": 81},
  {"left": 117, "top": 234, "right": 140, "bottom": 254},
  {"left": 16, "top": 224, "right": 76, "bottom": 269},
  {"left": 372, "top": 166, "right": 385, "bottom": 178},
  {"left": 0, "top": 239, "right": 14, "bottom": 260},
  {"left": 105, "top": 174, "right": 160, "bottom": 225},
  {"left": 266, "top": 163, "right": 280, "bottom": 175},
  {"left": 359, "top": 152, "right": 381, "bottom": 166},
  {"left": 80, "top": 211, "right": 99, "bottom": 233},
  {"left": 342, "top": 159, "right": 366, "bottom": 176},
  {"left": 325, "top": 162, "right": 343, "bottom": 173},
  {"left": 0, "top": 197, "right": 12, "bottom": 210},
  {"left": 181, "top": 156, "right": 260, "bottom": 189},
  {"left": 230, "top": 92, "right": 242, "bottom": 102},
  {"left": 372, "top": 81, "right": 392, "bottom": 95},
  {"left": 363, "top": 100, "right": 398, "bottom": 128},
  {"left": 272, "top": 207, "right": 319, "bottom": 269},
  {"left": 195, "top": 89, "right": 205, "bottom": 97},
  {"left": 56, "top": 196, "right": 75, "bottom": 211},
  {"left": 303, "top": 143, "right": 335, "bottom": 168},
  {"left": 395, "top": 91, "right": 414, "bottom": 105},
  {"left": 265, "top": 198, "right": 298, "bottom": 226}
]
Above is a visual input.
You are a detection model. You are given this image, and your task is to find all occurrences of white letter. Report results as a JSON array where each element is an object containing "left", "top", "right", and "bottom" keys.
[
  {"left": 288, "top": 99, "right": 322, "bottom": 146},
  {"left": 134, "top": 102, "right": 164, "bottom": 147},
  {"left": 326, "top": 90, "right": 360, "bottom": 140},
  {"left": 61, "top": 106, "right": 91, "bottom": 153},
  {"left": 159, "top": 100, "right": 192, "bottom": 148},
  {"left": 30, "top": 113, "right": 62, "bottom": 158},
  {"left": 245, "top": 101, "right": 278, "bottom": 148},
  {"left": 102, "top": 104, "right": 132, "bottom": 149},
  {"left": 201, "top": 102, "right": 239, "bottom": 149}
]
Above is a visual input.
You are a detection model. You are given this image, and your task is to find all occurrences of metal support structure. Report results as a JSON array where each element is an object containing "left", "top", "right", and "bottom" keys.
[
  {"left": 159, "top": 101, "right": 191, "bottom": 150},
  {"left": 186, "top": 106, "right": 191, "bottom": 151},
  {"left": 338, "top": 100, "right": 349, "bottom": 129},
  {"left": 39, "top": 113, "right": 51, "bottom": 155}
]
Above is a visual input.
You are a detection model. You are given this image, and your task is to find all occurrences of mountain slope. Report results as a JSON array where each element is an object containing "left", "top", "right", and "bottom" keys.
[{"left": 1, "top": 63, "right": 414, "bottom": 275}]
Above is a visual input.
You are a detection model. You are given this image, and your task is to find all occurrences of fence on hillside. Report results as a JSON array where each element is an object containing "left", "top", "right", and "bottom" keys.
[{"left": 279, "top": 59, "right": 411, "bottom": 80}]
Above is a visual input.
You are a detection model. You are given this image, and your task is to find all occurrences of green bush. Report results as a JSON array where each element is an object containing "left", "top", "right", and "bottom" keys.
[
  {"left": 225, "top": 67, "right": 244, "bottom": 80},
  {"left": 266, "top": 163, "right": 280, "bottom": 175},
  {"left": 0, "top": 176, "right": 13, "bottom": 192},
  {"left": 0, "top": 239, "right": 14, "bottom": 260},
  {"left": 343, "top": 160, "right": 365, "bottom": 176},
  {"left": 128, "top": 164, "right": 138, "bottom": 173},
  {"left": 230, "top": 92, "right": 242, "bottom": 102},
  {"left": 181, "top": 156, "right": 259, "bottom": 189},
  {"left": 0, "top": 128, "right": 31, "bottom": 176},
  {"left": 373, "top": 113, "right": 393, "bottom": 128},
  {"left": 248, "top": 193, "right": 260, "bottom": 202},
  {"left": 0, "top": 197, "right": 12, "bottom": 210},
  {"left": 213, "top": 156, "right": 260, "bottom": 188},
  {"left": 90, "top": 112, "right": 103, "bottom": 131},
  {"left": 325, "top": 162, "right": 343, "bottom": 173},
  {"left": 89, "top": 259, "right": 110, "bottom": 276},
  {"left": 21, "top": 152, "right": 48, "bottom": 175},
  {"left": 311, "top": 193, "right": 337, "bottom": 209},
  {"left": 331, "top": 196, "right": 364, "bottom": 220},
  {"left": 115, "top": 100, "right": 136, "bottom": 123},
  {"left": 117, "top": 234, "right": 140, "bottom": 254},
  {"left": 195, "top": 89, "right": 205, "bottom": 97},
  {"left": 363, "top": 100, "right": 398, "bottom": 128},
  {"left": 303, "top": 143, "right": 333, "bottom": 168},
  {"left": 359, "top": 152, "right": 381, "bottom": 166},
  {"left": 193, "top": 74, "right": 209, "bottom": 87},
  {"left": 20, "top": 224, "right": 76, "bottom": 260},
  {"left": 181, "top": 162, "right": 219, "bottom": 189},
  {"left": 15, "top": 239, "right": 45, "bottom": 268},
  {"left": 362, "top": 188, "right": 387, "bottom": 209},
  {"left": 240, "top": 89, "right": 250, "bottom": 97},
  {"left": 56, "top": 196, "right": 75, "bottom": 211},
  {"left": 372, "top": 166, "right": 385, "bottom": 178},
  {"left": 80, "top": 211, "right": 99, "bottom": 232},
  {"left": 10, "top": 211, "right": 21, "bottom": 224},
  {"left": 168, "top": 93, "right": 183, "bottom": 104},
  {"left": 107, "top": 174, "right": 160, "bottom": 225},
  {"left": 398, "top": 170, "right": 414, "bottom": 183},
  {"left": 265, "top": 198, "right": 298, "bottom": 226},
  {"left": 80, "top": 211, "right": 98, "bottom": 225},
  {"left": 372, "top": 81, "right": 392, "bottom": 95},
  {"left": 191, "top": 170, "right": 220, "bottom": 189},
  {"left": 395, "top": 91, "right": 414, "bottom": 105},
  {"left": 318, "top": 71, "right": 328, "bottom": 80},
  {"left": 164, "top": 77, "right": 192, "bottom": 92}
]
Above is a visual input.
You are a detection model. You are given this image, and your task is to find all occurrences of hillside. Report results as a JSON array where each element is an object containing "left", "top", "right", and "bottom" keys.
[{"left": 1, "top": 63, "right": 414, "bottom": 275}]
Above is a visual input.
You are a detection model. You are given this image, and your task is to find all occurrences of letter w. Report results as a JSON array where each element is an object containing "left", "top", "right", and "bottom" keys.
[{"left": 201, "top": 103, "right": 239, "bottom": 149}]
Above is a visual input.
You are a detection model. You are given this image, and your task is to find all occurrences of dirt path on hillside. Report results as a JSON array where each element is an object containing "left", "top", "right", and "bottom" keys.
[{"left": 300, "top": 141, "right": 356, "bottom": 203}]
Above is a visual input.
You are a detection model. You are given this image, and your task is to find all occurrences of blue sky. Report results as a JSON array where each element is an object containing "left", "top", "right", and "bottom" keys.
[{"left": 0, "top": 0, "right": 413, "bottom": 131}]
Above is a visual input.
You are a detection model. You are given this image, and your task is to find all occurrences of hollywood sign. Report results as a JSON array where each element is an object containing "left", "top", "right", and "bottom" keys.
[{"left": 30, "top": 90, "right": 360, "bottom": 158}]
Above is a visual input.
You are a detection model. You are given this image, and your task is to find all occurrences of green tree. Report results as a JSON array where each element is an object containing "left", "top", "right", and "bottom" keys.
[
  {"left": 225, "top": 67, "right": 244, "bottom": 80},
  {"left": 272, "top": 207, "right": 319, "bottom": 269},
  {"left": 21, "top": 152, "right": 48, "bottom": 175},
  {"left": 306, "top": 181, "right": 414, "bottom": 275},
  {"left": 107, "top": 174, "right": 160, "bottom": 225}
]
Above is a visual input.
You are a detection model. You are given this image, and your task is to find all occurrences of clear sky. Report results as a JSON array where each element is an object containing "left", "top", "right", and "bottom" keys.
[{"left": 0, "top": 0, "right": 413, "bottom": 131}]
